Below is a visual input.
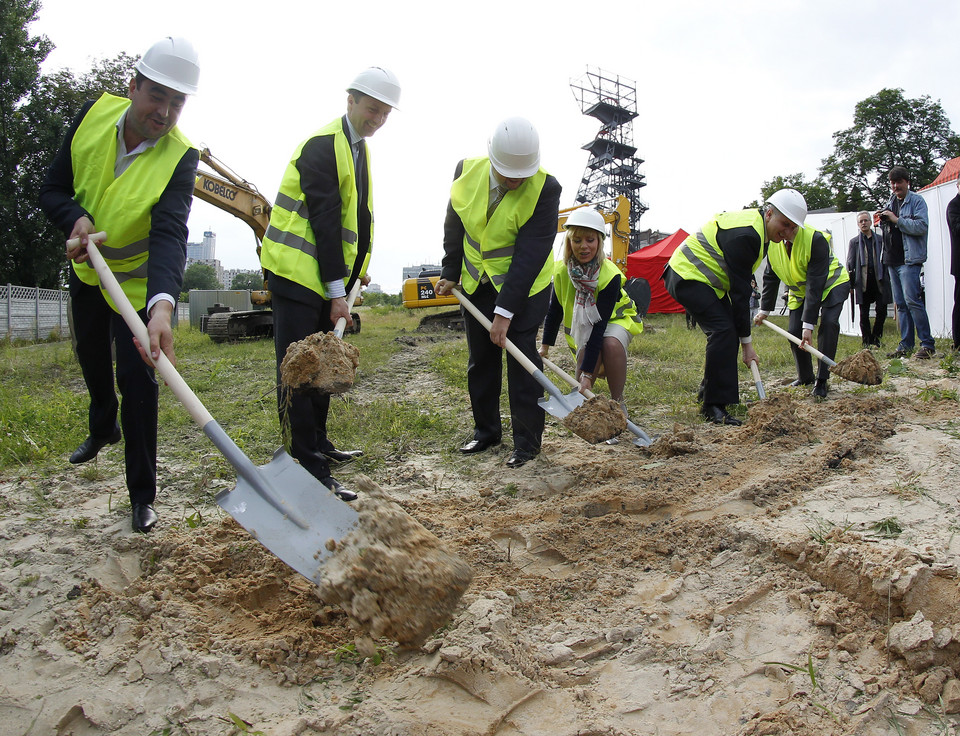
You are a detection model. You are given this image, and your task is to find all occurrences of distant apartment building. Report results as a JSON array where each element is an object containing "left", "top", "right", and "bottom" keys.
[
  {"left": 222, "top": 268, "right": 263, "bottom": 289},
  {"left": 186, "top": 230, "right": 216, "bottom": 261}
]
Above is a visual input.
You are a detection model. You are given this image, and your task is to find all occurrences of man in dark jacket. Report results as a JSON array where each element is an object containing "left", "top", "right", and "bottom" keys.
[
  {"left": 847, "top": 211, "right": 890, "bottom": 347},
  {"left": 947, "top": 178, "right": 960, "bottom": 351},
  {"left": 38, "top": 37, "right": 200, "bottom": 533}
]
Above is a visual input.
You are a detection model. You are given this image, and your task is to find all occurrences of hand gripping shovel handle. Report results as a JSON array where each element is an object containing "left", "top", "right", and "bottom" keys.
[
  {"left": 450, "top": 287, "right": 577, "bottom": 414},
  {"left": 760, "top": 318, "right": 837, "bottom": 367},
  {"left": 332, "top": 280, "right": 362, "bottom": 339},
  {"left": 70, "top": 233, "right": 310, "bottom": 528},
  {"left": 540, "top": 356, "right": 653, "bottom": 446},
  {"left": 749, "top": 360, "right": 766, "bottom": 399}
]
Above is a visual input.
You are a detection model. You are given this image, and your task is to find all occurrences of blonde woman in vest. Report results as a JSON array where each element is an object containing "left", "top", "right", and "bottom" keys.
[
  {"left": 39, "top": 38, "right": 200, "bottom": 533},
  {"left": 754, "top": 224, "right": 850, "bottom": 399},
  {"left": 539, "top": 208, "right": 642, "bottom": 411}
]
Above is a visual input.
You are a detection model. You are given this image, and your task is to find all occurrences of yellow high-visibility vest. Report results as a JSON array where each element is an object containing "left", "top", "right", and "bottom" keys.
[{"left": 767, "top": 224, "right": 850, "bottom": 310}]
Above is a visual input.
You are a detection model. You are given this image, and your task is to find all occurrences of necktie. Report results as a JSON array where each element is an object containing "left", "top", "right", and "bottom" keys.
[
  {"left": 487, "top": 184, "right": 506, "bottom": 220},
  {"left": 355, "top": 141, "right": 367, "bottom": 204}
]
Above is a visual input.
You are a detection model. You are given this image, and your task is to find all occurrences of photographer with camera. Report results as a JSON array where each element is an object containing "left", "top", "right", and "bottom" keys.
[{"left": 879, "top": 166, "right": 935, "bottom": 359}]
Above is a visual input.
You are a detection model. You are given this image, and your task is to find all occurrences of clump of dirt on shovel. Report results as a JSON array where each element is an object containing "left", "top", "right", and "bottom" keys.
[
  {"left": 562, "top": 396, "right": 627, "bottom": 444},
  {"left": 831, "top": 349, "right": 883, "bottom": 386},
  {"left": 281, "top": 332, "right": 359, "bottom": 393},
  {"left": 317, "top": 476, "right": 473, "bottom": 647}
]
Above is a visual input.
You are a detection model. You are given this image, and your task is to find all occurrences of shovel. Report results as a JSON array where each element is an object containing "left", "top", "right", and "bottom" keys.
[
  {"left": 451, "top": 287, "right": 623, "bottom": 443},
  {"left": 333, "top": 280, "right": 362, "bottom": 338},
  {"left": 759, "top": 318, "right": 876, "bottom": 385},
  {"left": 749, "top": 360, "right": 766, "bottom": 399},
  {"left": 540, "top": 356, "right": 653, "bottom": 447},
  {"left": 72, "top": 233, "right": 359, "bottom": 584}
]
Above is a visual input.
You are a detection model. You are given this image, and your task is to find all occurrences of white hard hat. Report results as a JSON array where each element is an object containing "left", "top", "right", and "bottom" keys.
[
  {"left": 488, "top": 117, "right": 540, "bottom": 178},
  {"left": 564, "top": 207, "right": 606, "bottom": 234},
  {"left": 135, "top": 37, "right": 200, "bottom": 95},
  {"left": 347, "top": 67, "right": 401, "bottom": 109},
  {"left": 765, "top": 188, "right": 807, "bottom": 227}
]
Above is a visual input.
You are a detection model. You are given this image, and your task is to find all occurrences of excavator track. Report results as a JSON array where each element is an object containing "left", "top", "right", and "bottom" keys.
[{"left": 205, "top": 310, "right": 273, "bottom": 343}]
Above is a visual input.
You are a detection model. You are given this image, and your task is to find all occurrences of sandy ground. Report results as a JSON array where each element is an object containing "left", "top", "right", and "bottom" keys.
[{"left": 2, "top": 331, "right": 960, "bottom": 736}]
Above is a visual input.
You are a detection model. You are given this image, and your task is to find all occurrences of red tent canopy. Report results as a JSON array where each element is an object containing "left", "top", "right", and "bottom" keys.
[
  {"left": 625, "top": 229, "right": 688, "bottom": 314},
  {"left": 919, "top": 156, "right": 960, "bottom": 190}
]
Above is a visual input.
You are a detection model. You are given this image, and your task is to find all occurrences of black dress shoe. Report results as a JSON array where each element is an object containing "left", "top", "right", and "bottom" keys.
[
  {"left": 789, "top": 379, "right": 813, "bottom": 388},
  {"left": 812, "top": 380, "right": 828, "bottom": 399},
  {"left": 70, "top": 427, "right": 122, "bottom": 464},
  {"left": 322, "top": 476, "right": 358, "bottom": 502},
  {"left": 459, "top": 438, "right": 500, "bottom": 454},
  {"left": 505, "top": 450, "right": 537, "bottom": 469},
  {"left": 700, "top": 404, "right": 742, "bottom": 426},
  {"left": 132, "top": 503, "right": 158, "bottom": 532},
  {"left": 322, "top": 448, "right": 363, "bottom": 464}
]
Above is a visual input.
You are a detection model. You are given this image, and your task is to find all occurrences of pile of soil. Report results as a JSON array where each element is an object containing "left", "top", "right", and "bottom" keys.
[
  {"left": 832, "top": 348, "right": 884, "bottom": 385},
  {"left": 561, "top": 395, "right": 627, "bottom": 443},
  {"left": 318, "top": 476, "right": 473, "bottom": 646},
  {"left": 280, "top": 332, "right": 359, "bottom": 393}
]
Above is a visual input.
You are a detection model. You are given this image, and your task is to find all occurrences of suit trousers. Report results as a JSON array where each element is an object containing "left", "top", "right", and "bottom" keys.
[
  {"left": 69, "top": 271, "right": 158, "bottom": 505},
  {"left": 271, "top": 291, "right": 336, "bottom": 482},
  {"left": 462, "top": 281, "right": 550, "bottom": 454},
  {"left": 858, "top": 278, "right": 888, "bottom": 345},
  {"left": 789, "top": 283, "right": 850, "bottom": 384},
  {"left": 663, "top": 269, "right": 740, "bottom": 407}
]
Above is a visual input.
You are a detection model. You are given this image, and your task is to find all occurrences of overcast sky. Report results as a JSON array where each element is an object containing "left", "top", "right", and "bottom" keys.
[{"left": 29, "top": 0, "right": 960, "bottom": 292}]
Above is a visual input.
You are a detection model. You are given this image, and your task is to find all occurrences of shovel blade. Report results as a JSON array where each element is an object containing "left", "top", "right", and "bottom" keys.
[
  {"left": 538, "top": 388, "right": 586, "bottom": 419},
  {"left": 215, "top": 448, "right": 359, "bottom": 585}
]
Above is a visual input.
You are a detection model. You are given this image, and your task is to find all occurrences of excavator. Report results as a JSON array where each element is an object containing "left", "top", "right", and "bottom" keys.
[
  {"left": 400, "top": 195, "right": 650, "bottom": 329},
  {"left": 192, "top": 149, "right": 360, "bottom": 342}
]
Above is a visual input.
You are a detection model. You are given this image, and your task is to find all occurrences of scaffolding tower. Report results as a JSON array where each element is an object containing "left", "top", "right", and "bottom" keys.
[{"left": 570, "top": 67, "right": 648, "bottom": 251}]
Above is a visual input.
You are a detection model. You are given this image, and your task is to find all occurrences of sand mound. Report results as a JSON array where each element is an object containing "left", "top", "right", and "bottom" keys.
[
  {"left": 832, "top": 348, "right": 883, "bottom": 385},
  {"left": 317, "top": 476, "right": 473, "bottom": 646},
  {"left": 280, "top": 332, "right": 359, "bottom": 393},
  {"left": 562, "top": 396, "right": 627, "bottom": 443}
]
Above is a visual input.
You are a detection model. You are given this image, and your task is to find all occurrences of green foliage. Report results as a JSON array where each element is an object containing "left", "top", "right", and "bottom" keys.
[
  {"left": 183, "top": 263, "right": 221, "bottom": 291},
  {"left": 820, "top": 88, "right": 960, "bottom": 211},
  {"left": 218, "top": 713, "right": 264, "bottom": 735},
  {"left": 748, "top": 173, "right": 834, "bottom": 211},
  {"left": 360, "top": 291, "right": 401, "bottom": 307},
  {"left": 230, "top": 271, "right": 265, "bottom": 290},
  {"left": 868, "top": 517, "right": 903, "bottom": 539},
  {"left": 330, "top": 641, "right": 393, "bottom": 666}
]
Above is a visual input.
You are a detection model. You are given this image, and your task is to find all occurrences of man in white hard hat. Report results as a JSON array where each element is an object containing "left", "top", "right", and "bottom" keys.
[
  {"left": 755, "top": 223, "right": 850, "bottom": 399},
  {"left": 260, "top": 67, "right": 401, "bottom": 501},
  {"left": 662, "top": 189, "right": 806, "bottom": 425},
  {"left": 435, "top": 117, "right": 562, "bottom": 468},
  {"left": 39, "top": 37, "right": 201, "bottom": 532}
]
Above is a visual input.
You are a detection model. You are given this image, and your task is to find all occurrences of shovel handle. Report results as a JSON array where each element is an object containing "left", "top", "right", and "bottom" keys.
[
  {"left": 69, "top": 233, "right": 310, "bottom": 529},
  {"left": 749, "top": 359, "right": 766, "bottom": 400},
  {"left": 760, "top": 318, "right": 837, "bottom": 367},
  {"left": 451, "top": 287, "right": 576, "bottom": 412},
  {"left": 332, "top": 280, "right": 362, "bottom": 339}
]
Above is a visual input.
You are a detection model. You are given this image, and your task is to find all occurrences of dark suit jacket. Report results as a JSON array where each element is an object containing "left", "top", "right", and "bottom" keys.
[
  {"left": 440, "top": 158, "right": 561, "bottom": 316},
  {"left": 38, "top": 100, "right": 198, "bottom": 303},
  {"left": 846, "top": 230, "right": 890, "bottom": 304},
  {"left": 268, "top": 116, "right": 370, "bottom": 308},
  {"left": 947, "top": 193, "right": 960, "bottom": 277}
]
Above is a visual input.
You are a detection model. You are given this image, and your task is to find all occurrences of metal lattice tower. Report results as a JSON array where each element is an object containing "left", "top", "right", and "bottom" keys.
[{"left": 570, "top": 67, "right": 648, "bottom": 251}]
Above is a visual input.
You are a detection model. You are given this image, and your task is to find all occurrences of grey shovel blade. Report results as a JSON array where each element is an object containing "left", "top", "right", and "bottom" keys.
[
  {"left": 538, "top": 388, "right": 586, "bottom": 419},
  {"left": 215, "top": 448, "right": 359, "bottom": 585}
]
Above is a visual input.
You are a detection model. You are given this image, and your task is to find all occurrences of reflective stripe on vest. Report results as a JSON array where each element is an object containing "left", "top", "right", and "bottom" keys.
[
  {"left": 667, "top": 209, "right": 766, "bottom": 298},
  {"left": 552, "top": 258, "right": 643, "bottom": 352},
  {"left": 260, "top": 117, "right": 372, "bottom": 298},
  {"left": 451, "top": 158, "right": 553, "bottom": 296},
  {"left": 767, "top": 224, "right": 850, "bottom": 310},
  {"left": 70, "top": 93, "right": 193, "bottom": 312}
]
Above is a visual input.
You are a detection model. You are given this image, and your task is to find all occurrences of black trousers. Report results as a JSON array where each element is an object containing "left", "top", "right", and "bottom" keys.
[
  {"left": 953, "top": 275, "right": 960, "bottom": 351},
  {"left": 70, "top": 271, "right": 158, "bottom": 505},
  {"left": 789, "top": 283, "right": 850, "bottom": 384},
  {"left": 857, "top": 277, "right": 888, "bottom": 345},
  {"left": 462, "top": 281, "right": 550, "bottom": 454},
  {"left": 663, "top": 268, "right": 741, "bottom": 407},
  {"left": 271, "top": 291, "right": 337, "bottom": 482}
]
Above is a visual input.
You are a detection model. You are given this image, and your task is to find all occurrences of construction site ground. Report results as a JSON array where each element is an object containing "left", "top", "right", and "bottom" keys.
[{"left": 2, "top": 329, "right": 960, "bottom": 736}]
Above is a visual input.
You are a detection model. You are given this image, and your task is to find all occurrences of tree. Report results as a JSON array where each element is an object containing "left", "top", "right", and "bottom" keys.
[
  {"left": 182, "top": 263, "right": 220, "bottom": 291},
  {"left": 230, "top": 271, "right": 264, "bottom": 290},
  {"left": 747, "top": 173, "right": 834, "bottom": 211},
  {"left": 820, "top": 88, "right": 960, "bottom": 211}
]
